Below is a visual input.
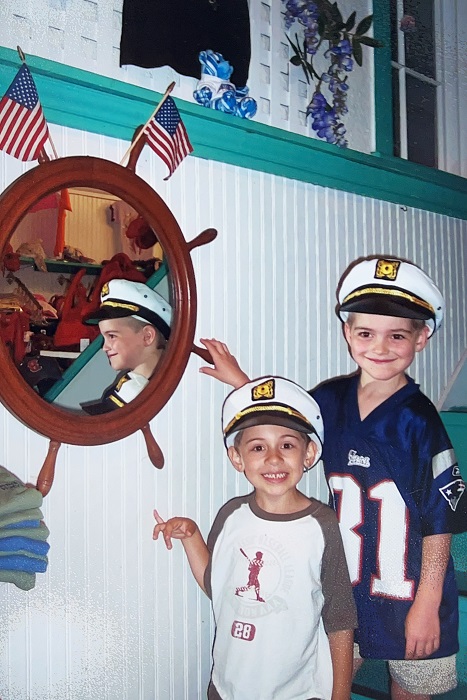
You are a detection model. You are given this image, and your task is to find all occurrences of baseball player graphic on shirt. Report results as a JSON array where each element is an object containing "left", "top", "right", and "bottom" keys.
[{"left": 235, "top": 549, "right": 265, "bottom": 602}]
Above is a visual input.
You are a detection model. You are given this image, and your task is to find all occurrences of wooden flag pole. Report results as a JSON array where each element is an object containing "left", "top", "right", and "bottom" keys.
[
  {"left": 17, "top": 46, "right": 59, "bottom": 160},
  {"left": 119, "top": 81, "right": 176, "bottom": 166},
  {"left": 47, "top": 134, "right": 59, "bottom": 160}
]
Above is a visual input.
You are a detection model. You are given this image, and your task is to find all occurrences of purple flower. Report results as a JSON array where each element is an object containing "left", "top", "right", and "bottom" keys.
[
  {"left": 284, "top": 1, "right": 320, "bottom": 54},
  {"left": 326, "top": 40, "right": 354, "bottom": 71},
  {"left": 330, "top": 39, "right": 352, "bottom": 57},
  {"left": 282, "top": 1, "right": 361, "bottom": 148}
]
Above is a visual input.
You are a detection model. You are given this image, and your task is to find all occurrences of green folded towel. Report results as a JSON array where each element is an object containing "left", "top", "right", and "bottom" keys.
[
  {"left": 0, "top": 467, "right": 42, "bottom": 516},
  {"left": 0, "top": 508, "right": 44, "bottom": 528},
  {"left": 0, "top": 523, "right": 49, "bottom": 541},
  {"left": 0, "top": 569, "right": 36, "bottom": 591}
]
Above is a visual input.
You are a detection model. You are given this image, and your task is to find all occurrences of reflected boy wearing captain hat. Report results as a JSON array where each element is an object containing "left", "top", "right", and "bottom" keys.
[
  {"left": 84, "top": 278, "right": 172, "bottom": 338},
  {"left": 81, "top": 279, "right": 172, "bottom": 414}
]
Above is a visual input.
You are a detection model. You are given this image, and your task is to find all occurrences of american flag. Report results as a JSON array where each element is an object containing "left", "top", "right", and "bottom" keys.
[
  {"left": 0, "top": 63, "right": 49, "bottom": 162},
  {"left": 143, "top": 96, "right": 193, "bottom": 179}
]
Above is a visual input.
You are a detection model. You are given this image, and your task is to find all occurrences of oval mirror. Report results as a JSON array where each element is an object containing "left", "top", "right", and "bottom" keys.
[
  {"left": 0, "top": 156, "right": 200, "bottom": 453},
  {"left": 8, "top": 184, "right": 171, "bottom": 415}
]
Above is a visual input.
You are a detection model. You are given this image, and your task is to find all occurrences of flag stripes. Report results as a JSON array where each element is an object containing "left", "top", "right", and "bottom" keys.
[
  {"left": 0, "top": 64, "right": 49, "bottom": 162},
  {"left": 143, "top": 96, "right": 192, "bottom": 179}
]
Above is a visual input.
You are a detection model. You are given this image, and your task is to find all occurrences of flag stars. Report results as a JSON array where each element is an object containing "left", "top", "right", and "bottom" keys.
[
  {"left": 156, "top": 101, "right": 181, "bottom": 137},
  {"left": 7, "top": 66, "right": 39, "bottom": 110}
]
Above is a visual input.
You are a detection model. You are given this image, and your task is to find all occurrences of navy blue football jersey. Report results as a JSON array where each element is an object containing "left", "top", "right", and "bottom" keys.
[{"left": 312, "top": 373, "right": 466, "bottom": 660}]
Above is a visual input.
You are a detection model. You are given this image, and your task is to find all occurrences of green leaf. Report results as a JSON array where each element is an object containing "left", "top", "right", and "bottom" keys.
[
  {"left": 355, "top": 14, "right": 373, "bottom": 36},
  {"left": 285, "top": 33, "right": 301, "bottom": 57},
  {"left": 345, "top": 11, "right": 356, "bottom": 31},
  {"left": 358, "top": 36, "right": 384, "bottom": 48},
  {"left": 317, "top": 14, "right": 326, "bottom": 37},
  {"left": 303, "top": 62, "right": 314, "bottom": 85},
  {"left": 315, "top": 0, "right": 333, "bottom": 16},
  {"left": 352, "top": 37, "right": 363, "bottom": 66},
  {"left": 285, "top": 34, "right": 296, "bottom": 52},
  {"left": 330, "top": 2, "right": 343, "bottom": 24},
  {"left": 285, "top": 33, "right": 313, "bottom": 82}
]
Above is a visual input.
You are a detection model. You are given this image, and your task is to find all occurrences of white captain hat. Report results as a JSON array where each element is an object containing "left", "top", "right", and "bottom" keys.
[
  {"left": 222, "top": 376, "right": 324, "bottom": 469},
  {"left": 336, "top": 256, "right": 444, "bottom": 336},
  {"left": 84, "top": 279, "right": 172, "bottom": 339}
]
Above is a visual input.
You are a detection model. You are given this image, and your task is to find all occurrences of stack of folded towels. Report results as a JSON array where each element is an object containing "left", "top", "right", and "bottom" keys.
[{"left": 0, "top": 465, "right": 50, "bottom": 590}]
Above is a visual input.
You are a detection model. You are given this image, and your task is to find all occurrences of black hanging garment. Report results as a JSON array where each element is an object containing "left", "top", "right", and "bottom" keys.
[{"left": 120, "top": 0, "right": 251, "bottom": 87}]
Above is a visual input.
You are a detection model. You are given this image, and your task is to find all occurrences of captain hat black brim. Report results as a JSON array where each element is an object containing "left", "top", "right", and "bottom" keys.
[
  {"left": 83, "top": 300, "right": 171, "bottom": 339},
  {"left": 338, "top": 287, "right": 434, "bottom": 322}
]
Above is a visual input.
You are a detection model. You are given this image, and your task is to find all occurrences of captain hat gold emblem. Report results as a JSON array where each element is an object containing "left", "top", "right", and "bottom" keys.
[
  {"left": 375, "top": 259, "right": 401, "bottom": 281},
  {"left": 252, "top": 379, "right": 275, "bottom": 401}
]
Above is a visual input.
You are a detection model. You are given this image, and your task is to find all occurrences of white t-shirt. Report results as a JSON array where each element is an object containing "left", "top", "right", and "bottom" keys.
[{"left": 204, "top": 493, "right": 357, "bottom": 700}]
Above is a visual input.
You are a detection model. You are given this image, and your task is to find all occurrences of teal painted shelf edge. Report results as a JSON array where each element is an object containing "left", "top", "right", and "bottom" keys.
[
  {"left": 20, "top": 256, "right": 103, "bottom": 276},
  {"left": 1, "top": 47, "right": 466, "bottom": 221}
]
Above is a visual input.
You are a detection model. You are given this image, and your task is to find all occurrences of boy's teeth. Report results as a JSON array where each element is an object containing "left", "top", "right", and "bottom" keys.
[{"left": 265, "top": 472, "right": 286, "bottom": 479}]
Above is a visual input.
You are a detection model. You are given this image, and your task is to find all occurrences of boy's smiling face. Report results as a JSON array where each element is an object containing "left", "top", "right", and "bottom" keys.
[
  {"left": 228, "top": 424, "right": 317, "bottom": 512},
  {"left": 99, "top": 317, "right": 148, "bottom": 372},
  {"left": 344, "top": 313, "right": 429, "bottom": 385}
]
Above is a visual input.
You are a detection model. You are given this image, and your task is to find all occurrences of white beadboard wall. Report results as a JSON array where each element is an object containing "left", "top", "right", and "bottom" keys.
[{"left": 0, "top": 126, "right": 466, "bottom": 699}]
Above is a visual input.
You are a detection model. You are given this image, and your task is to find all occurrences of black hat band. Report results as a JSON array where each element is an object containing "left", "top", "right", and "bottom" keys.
[
  {"left": 93, "top": 299, "right": 171, "bottom": 339},
  {"left": 342, "top": 285, "right": 435, "bottom": 320},
  {"left": 224, "top": 403, "right": 313, "bottom": 437}
]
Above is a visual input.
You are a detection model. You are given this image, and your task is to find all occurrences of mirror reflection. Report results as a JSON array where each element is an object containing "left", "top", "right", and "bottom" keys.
[
  {"left": 0, "top": 187, "right": 172, "bottom": 414},
  {"left": 80, "top": 279, "right": 172, "bottom": 415}
]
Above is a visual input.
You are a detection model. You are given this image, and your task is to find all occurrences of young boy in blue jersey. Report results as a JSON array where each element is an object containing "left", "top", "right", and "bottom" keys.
[
  {"left": 199, "top": 256, "right": 466, "bottom": 700},
  {"left": 154, "top": 376, "right": 357, "bottom": 700}
]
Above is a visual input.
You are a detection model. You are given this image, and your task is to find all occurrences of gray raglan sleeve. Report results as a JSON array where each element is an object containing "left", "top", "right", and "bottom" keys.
[
  {"left": 203, "top": 494, "right": 251, "bottom": 599},
  {"left": 314, "top": 502, "right": 358, "bottom": 634}
]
